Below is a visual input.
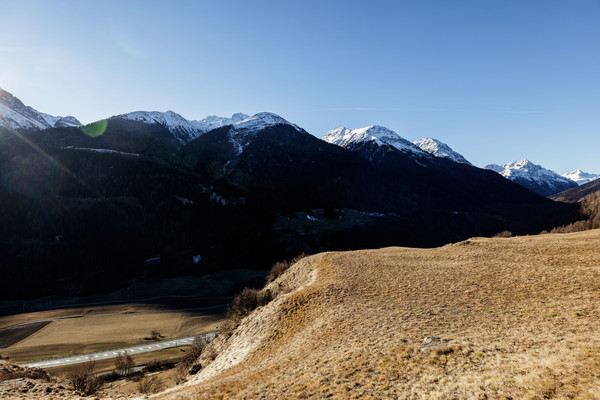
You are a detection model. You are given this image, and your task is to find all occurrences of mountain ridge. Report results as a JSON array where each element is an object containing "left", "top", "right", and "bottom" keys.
[
  {"left": 113, "top": 110, "right": 250, "bottom": 144},
  {"left": 563, "top": 169, "right": 600, "bottom": 186},
  {"left": 321, "top": 125, "right": 427, "bottom": 157},
  {"left": 485, "top": 159, "right": 578, "bottom": 197},
  {"left": 0, "top": 88, "right": 81, "bottom": 130}
]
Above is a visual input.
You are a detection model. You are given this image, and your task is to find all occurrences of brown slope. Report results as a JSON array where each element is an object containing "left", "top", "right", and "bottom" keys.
[
  {"left": 157, "top": 230, "right": 600, "bottom": 400},
  {"left": 551, "top": 178, "right": 600, "bottom": 202}
]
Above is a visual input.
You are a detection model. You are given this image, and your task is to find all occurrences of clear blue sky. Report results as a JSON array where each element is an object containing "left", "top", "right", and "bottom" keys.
[{"left": 1, "top": 0, "right": 599, "bottom": 173}]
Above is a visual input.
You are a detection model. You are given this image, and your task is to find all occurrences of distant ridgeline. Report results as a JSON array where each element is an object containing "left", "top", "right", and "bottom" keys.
[{"left": 0, "top": 98, "right": 581, "bottom": 300}]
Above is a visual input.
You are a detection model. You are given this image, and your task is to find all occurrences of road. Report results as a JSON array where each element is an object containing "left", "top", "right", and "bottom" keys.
[{"left": 21, "top": 331, "right": 218, "bottom": 369}]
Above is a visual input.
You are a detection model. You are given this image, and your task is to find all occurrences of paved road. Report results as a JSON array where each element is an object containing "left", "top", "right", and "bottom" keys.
[{"left": 21, "top": 331, "right": 218, "bottom": 369}]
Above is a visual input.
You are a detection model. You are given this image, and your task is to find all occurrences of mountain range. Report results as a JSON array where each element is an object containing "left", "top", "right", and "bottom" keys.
[
  {"left": 320, "top": 125, "right": 596, "bottom": 197},
  {"left": 3, "top": 87, "right": 596, "bottom": 196},
  {"left": 0, "top": 88, "right": 583, "bottom": 300}
]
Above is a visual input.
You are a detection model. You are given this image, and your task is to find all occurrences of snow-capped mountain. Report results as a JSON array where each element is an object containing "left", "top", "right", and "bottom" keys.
[
  {"left": 227, "top": 112, "right": 304, "bottom": 154},
  {"left": 0, "top": 88, "right": 81, "bottom": 130},
  {"left": 485, "top": 159, "right": 577, "bottom": 197},
  {"left": 114, "top": 110, "right": 249, "bottom": 144},
  {"left": 562, "top": 170, "right": 600, "bottom": 186},
  {"left": 322, "top": 125, "right": 426, "bottom": 156},
  {"left": 231, "top": 112, "right": 300, "bottom": 134},
  {"left": 413, "top": 138, "right": 471, "bottom": 165}
]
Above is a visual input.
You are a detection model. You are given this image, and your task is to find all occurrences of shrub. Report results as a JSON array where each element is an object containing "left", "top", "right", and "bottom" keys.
[
  {"left": 191, "top": 335, "right": 210, "bottom": 359},
  {"left": 68, "top": 359, "right": 103, "bottom": 395},
  {"left": 219, "top": 315, "right": 239, "bottom": 337},
  {"left": 150, "top": 330, "right": 162, "bottom": 340},
  {"left": 142, "top": 359, "right": 174, "bottom": 373},
  {"left": 0, "top": 367, "right": 49, "bottom": 382},
  {"left": 267, "top": 253, "right": 307, "bottom": 283},
  {"left": 493, "top": 230, "right": 513, "bottom": 238},
  {"left": 267, "top": 261, "right": 291, "bottom": 283},
  {"left": 138, "top": 376, "right": 164, "bottom": 394},
  {"left": 220, "top": 288, "right": 273, "bottom": 338},
  {"left": 234, "top": 288, "right": 272, "bottom": 316},
  {"left": 180, "top": 335, "right": 210, "bottom": 368},
  {"left": 102, "top": 371, "right": 121, "bottom": 383},
  {"left": 173, "top": 363, "right": 188, "bottom": 385}
]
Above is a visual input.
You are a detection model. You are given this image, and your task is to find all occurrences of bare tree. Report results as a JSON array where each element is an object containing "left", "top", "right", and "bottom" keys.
[
  {"left": 114, "top": 351, "right": 135, "bottom": 376},
  {"left": 69, "top": 358, "right": 103, "bottom": 395}
]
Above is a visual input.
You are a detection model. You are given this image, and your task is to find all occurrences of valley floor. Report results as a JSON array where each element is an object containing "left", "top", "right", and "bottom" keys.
[{"left": 163, "top": 230, "right": 600, "bottom": 399}]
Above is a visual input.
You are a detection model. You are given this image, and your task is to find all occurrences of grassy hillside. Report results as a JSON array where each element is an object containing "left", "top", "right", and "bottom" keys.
[{"left": 165, "top": 230, "right": 600, "bottom": 400}]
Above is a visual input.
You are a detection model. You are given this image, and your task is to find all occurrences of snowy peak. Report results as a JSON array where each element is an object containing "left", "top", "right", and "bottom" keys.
[
  {"left": 114, "top": 110, "right": 250, "bottom": 144},
  {"left": 117, "top": 110, "right": 189, "bottom": 127},
  {"left": 231, "top": 112, "right": 301, "bottom": 133},
  {"left": 484, "top": 159, "right": 577, "bottom": 196},
  {"left": 413, "top": 138, "right": 471, "bottom": 165},
  {"left": 114, "top": 110, "right": 198, "bottom": 143},
  {"left": 0, "top": 88, "right": 81, "bottom": 130},
  {"left": 562, "top": 170, "right": 600, "bottom": 186},
  {"left": 485, "top": 159, "right": 558, "bottom": 180},
  {"left": 200, "top": 112, "right": 250, "bottom": 132},
  {"left": 231, "top": 112, "right": 249, "bottom": 121},
  {"left": 322, "top": 125, "right": 425, "bottom": 156},
  {"left": 227, "top": 112, "right": 304, "bottom": 155}
]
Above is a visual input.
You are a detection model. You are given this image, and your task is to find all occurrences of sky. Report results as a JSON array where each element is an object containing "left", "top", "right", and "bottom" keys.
[{"left": 1, "top": 0, "right": 599, "bottom": 173}]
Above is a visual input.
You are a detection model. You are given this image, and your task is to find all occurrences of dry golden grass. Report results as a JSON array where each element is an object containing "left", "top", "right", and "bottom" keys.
[
  {"left": 0, "top": 302, "right": 201, "bottom": 329},
  {"left": 3, "top": 311, "right": 223, "bottom": 363},
  {"left": 161, "top": 230, "right": 600, "bottom": 400}
]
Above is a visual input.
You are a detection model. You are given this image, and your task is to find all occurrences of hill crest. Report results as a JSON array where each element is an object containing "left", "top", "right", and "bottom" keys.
[{"left": 161, "top": 229, "right": 600, "bottom": 399}]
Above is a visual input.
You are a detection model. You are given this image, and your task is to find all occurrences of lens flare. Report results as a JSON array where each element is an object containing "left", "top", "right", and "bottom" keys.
[
  {"left": 0, "top": 121, "right": 95, "bottom": 196},
  {"left": 80, "top": 119, "right": 108, "bottom": 137}
]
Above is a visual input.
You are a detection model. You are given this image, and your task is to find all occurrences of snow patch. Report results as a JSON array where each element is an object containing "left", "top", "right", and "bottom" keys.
[{"left": 61, "top": 146, "right": 140, "bottom": 157}]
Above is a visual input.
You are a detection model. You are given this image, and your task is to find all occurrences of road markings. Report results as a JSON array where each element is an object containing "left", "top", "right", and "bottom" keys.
[{"left": 20, "top": 331, "right": 218, "bottom": 369}]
